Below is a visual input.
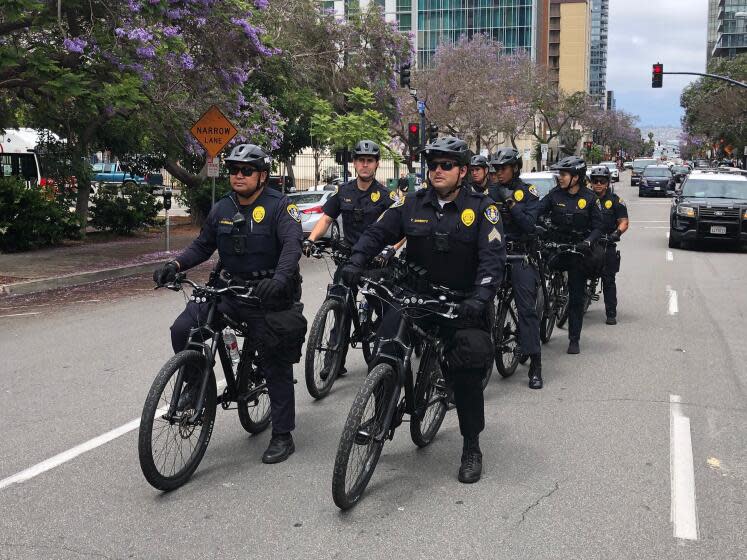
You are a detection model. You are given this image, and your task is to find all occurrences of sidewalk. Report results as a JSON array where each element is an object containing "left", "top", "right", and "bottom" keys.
[{"left": 0, "top": 223, "right": 199, "bottom": 296}]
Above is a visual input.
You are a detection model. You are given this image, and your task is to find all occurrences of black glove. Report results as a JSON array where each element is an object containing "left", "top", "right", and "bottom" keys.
[
  {"left": 254, "top": 278, "right": 285, "bottom": 301},
  {"left": 457, "top": 298, "right": 486, "bottom": 321},
  {"left": 609, "top": 230, "right": 621, "bottom": 243},
  {"left": 340, "top": 264, "right": 363, "bottom": 287},
  {"left": 302, "top": 239, "right": 316, "bottom": 258},
  {"left": 153, "top": 261, "right": 178, "bottom": 286},
  {"left": 575, "top": 240, "right": 592, "bottom": 254},
  {"left": 495, "top": 186, "right": 511, "bottom": 203},
  {"left": 374, "top": 246, "right": 396, "bottom": 267}
]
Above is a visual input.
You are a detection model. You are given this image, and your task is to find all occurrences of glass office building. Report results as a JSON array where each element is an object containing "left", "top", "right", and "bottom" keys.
[
  {"left": 708, "top": 0, "right": 747, "bottom": 62},
  {"left": 589, "top": 0, "right": 608, "bottom": 106}
]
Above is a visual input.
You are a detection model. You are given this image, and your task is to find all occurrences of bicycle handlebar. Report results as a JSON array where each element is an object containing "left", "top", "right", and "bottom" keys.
[
  {"left": 359, "top": 274, "right": 460, "bottom": 320},
  {"left": 159, "top": 273, "right": 262, "bottom": 304}
]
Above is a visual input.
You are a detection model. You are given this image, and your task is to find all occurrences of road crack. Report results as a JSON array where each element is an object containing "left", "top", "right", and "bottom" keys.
[{"left": 518, "top": 480, "right": 562, "bottom": 524}]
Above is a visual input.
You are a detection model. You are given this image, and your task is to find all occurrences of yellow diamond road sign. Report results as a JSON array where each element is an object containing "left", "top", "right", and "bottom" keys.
[{"left": 190, "top": 105, "right": 238, "bottom": 158}]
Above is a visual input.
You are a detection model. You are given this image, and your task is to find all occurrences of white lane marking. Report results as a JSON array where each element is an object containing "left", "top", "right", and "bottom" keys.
[
  {"left": 666, "top": 251, "right": 674, "bottom": 262},
  {"left": 666, "top": 285, "right": 679, "bottom": 315},
  {"left": 0, "top": 380, "right": 227, "bottom": 491},
  {"left": 0, "top": 312, "right": 42, "bottom": 318},
  {"left": 670, "top": 395, "right": 699, "bottom": 540}
]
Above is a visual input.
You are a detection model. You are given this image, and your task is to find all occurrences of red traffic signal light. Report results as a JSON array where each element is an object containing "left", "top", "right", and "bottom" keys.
[
  {"left": 407, "top": 122, "right": 420, "bottom": 163},
  {"left": 652, "top": 63, "right": 663, "bottom": 88},
  {"left": 408, "top": 123, "right": 419, "bottom": 134}
]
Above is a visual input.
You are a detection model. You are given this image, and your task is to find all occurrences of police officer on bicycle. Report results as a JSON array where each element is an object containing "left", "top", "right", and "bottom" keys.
[
  {"left": 589, "top": 166, "right": 629, "bottom": 325},
  {"left": 340, "top": 136, "right": 506, "bottom": 484},
  {"left": 302, "top": 140, "right": 397, "bottom": 375},
  {"left": 488, "top": 148, "right": 544, "bottom": 389},
  {"left": 468, "top": 154, "right": 493, "bottom": 194},
  {"left": 535, "top": 155, "right": 603, "bottom": 355},
  {"left": 153, "top": 144, "right": 303, "bottom": 464}
]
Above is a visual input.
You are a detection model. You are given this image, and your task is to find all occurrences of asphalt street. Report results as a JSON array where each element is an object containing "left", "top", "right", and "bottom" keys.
[{"left": 0, "top": 171, "right": 745, "bottom": 559}]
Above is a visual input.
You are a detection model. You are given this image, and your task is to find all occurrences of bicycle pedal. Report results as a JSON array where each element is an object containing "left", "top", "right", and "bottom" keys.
[{"left": 591, "top": 294, "right": 600, "bottom": 301}]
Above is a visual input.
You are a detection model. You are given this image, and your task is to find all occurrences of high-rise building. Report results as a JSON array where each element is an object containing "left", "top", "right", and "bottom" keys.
[
  {"left": 707, "top": 0, "right": 747, "bottom": 63},
  {"left": 589, "top": 0, "right": 608, "bottom": 106},
  {"left": 547, "top": 0, "right": 592, "bottom": 94}
]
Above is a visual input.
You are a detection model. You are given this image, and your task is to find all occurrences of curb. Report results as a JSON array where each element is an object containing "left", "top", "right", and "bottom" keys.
[{"left": 0, "top": 261, "right": 167, "bottom": 296}]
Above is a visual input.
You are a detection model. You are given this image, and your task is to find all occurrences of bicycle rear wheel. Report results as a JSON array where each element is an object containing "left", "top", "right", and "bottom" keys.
[
  {"left": 138, "top": 351, "right": 217, "bottom": 491},
  {"left": 494, "top": 298, "right": 520, "bottom": 377},
  {"left": 237, "top": 357, "right": 271, "bottom": 434},
  {"left": 540, "top": 277, "right": 556, "bottom": 343},
  {"left": 305, "top": 298, "right": 346, "bottom": 399},
  {"left": 555, "top": 273, "right": 570, "bottom": 328},
  {"left": 332, "top": 364, "right": 397, "bottom": 510},
  {"left": 410, "top": 347, "right": 448, "bottom": 447}
]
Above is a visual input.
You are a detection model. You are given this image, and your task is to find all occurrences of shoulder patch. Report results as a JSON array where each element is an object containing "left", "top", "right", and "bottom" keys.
[
  {"left": 577, "top": 198, "right": 587, "bottom": 210},
  {"left": 389, "top": 190, "right": 399, "bottom": 201},
  {"left": 287, "top": 204, "right": 301, "bottom": 223},
  {"left": 618, "top": 197, "right": 626, "bottom": 206},
  {"left": 528, "top": 185, "right": 539, "bottom": 198},
  {"left": 484, "top": 204, "right": 500, "bottom": 224},
  {"left": 513, "top": 189, "right": 525, "bottom": 202}
]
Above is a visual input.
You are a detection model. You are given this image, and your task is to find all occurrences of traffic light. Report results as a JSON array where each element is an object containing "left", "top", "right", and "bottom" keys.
[
  {"left": 427, "top": 123, "right": 439, "bottom": 142},
  {"left": 407, "top": 122, "right": 420, "bottom": 162},
  {"left": 652, "top": 63, "right": 663, "bottom": 88},
  {"left": 399, "top": 63, "right": 411, "bottom": 89}
]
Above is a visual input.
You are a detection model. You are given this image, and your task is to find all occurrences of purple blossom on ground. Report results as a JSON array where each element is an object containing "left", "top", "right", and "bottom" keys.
[{"left": 63, "top": 37, "right": 87, "bottom": 53}]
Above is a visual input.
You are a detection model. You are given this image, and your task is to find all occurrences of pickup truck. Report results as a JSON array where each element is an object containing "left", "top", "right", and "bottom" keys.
[{"left": 92, "top": 162, "right": 163, "bottom": 193}]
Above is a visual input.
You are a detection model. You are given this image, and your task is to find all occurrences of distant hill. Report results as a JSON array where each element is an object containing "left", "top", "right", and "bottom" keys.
[{"left": 640, "top": 126, "right": 682, "bottom": 145}]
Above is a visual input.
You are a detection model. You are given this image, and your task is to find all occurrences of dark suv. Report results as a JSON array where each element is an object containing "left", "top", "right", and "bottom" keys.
[
  {"left": 631, "top": 158, "right": 657, "bottom": 186},
  {"left": 639, "top": 165, "right": 675, "bottom": 197},
  {"left": 669, "top": 172, "right": 747, "bottom": 249}
]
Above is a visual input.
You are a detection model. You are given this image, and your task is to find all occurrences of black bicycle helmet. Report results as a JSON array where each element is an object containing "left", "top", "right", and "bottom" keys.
[
  {"left": 470, "top": 154, "right": 489, "bottom": 168},
  {"left": 589, "top": 166, "right": 611, "bottom": 181},
  {"left": 551, "top": 155, "right": 587, "bottom": 177},
  {"left": 352, "top": 139, "right": 380, "bottom": 160},
  {"left": 489, "top": 147, "right": 522, "bottom": 169},
  {"left": 422, "top": 136, "right": 469, "bottom": 166},
  {"left": 224, "top": 144, "right": 272, "bottom": 171}
]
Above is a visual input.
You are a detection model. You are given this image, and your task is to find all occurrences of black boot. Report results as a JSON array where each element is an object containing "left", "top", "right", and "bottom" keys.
[
  {"left": 606, "top": 316, "right": 617, "bottom": 325},
  {"left": 528, "top": 354, "right": 543, "bottom": 389},
  {"left": 262, "top": 433, "right": 295, "bottom": 464},
  {"left": 458, "top": 437, "right": 483, "bottom": 484},
  {"left": 567, "top": 340, "right": 580, "bottom": 354}
]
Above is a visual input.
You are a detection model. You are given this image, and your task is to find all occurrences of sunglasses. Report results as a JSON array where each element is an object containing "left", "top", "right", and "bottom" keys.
[
  {"left": 228, "top": 165, "right": 258, "bottom": 176},
  {"left": 427, "top": 161, "right": 459, "bottom": 171},
  {"left": 591, "top": 178, "right": 609, "bottom": 184}
]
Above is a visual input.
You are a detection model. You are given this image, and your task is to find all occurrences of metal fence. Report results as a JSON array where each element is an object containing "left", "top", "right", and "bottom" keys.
[{"left": 277, "top": 153, "right": 405, "bottom": 191}]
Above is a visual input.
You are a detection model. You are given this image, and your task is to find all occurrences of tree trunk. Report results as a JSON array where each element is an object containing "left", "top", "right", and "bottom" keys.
[
  {"left": 165, "top": 159, "right": 207, "bottom": 223},
  {"left": 75, "top": 182, "right": 91, "bottom": 236},
  {"left": 476, "top": 133, "right": 481, "bottom": 154},
  {"left": 283, "top": 157, "right": 296, "bottom": 192}
]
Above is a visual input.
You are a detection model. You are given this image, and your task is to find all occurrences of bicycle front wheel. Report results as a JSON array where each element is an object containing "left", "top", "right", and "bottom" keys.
[
  {"left": 305, "top": 298, "right": 346, "bottom": 399},
  {"left": 138, "top": 351, "right": 217, "bottom": 491},
  {"left": 555, "top": 274, "right": 570, "bottom": 328},
  {"left": 410, "top": 348, "right": 448, "bottom": 447},
  {"left": 540, "top": 277, "right": 556, "bottom": 343},
  {"left": 332, "top": 364, "right": 397, "bottom": 510},
  {"left": 494, "top": 298, "right": 520, "bottom": 377},
  {"left": 237, "top": 359, "right": 271, "bottom": 434}
]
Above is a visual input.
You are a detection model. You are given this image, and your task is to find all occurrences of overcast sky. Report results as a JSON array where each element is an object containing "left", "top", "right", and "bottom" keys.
[{"left": 607, "top": 0, "right": 708, "bottom": 127}]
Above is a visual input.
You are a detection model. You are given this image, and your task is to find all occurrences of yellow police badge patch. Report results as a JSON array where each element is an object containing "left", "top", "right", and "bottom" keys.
[
  {"left": 252, "top": 206, "right": 266, "bottom": 223},
  {"left": 577, "top": 198, "right": 587, "bottom": 209},
  {"left": 461, "top": 208, "right": 476, "bottom": 227},
  {"left": 371, "top": 191, "right": 381, "bottom": 202},
  {"left": 287, "top": 204, "right": 301, "bottom": 223},
  {"left": 484, "top": 204, "right": 500, "bottom": 224},
  {"left": 604, "top": 199, "right": 613, "bottom": 209},
  {"left": 528, "top": 185, "right": 539, "bottom": 198},
  {"left": 513, "top": 189, "right": 525, "bottom": 202}
]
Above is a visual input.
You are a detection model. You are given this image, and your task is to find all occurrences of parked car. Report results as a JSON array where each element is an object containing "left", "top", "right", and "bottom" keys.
[
  {"left": 520, "top": 171, "right": 558, "bottom": 197},
  {"left": 639, "top": 165, "right": 675, "bottom": 197},
  {"left": 286, "top": 190, "right": 343, "bottom": 240},
  {"left": 631, "top": 158, "right": 657, "bottom": 186},
  {"left": 669, "top": 172, "right": 747, "bottom": 249},
  {"left": 309, "top": 177, "right": 345, "bottom": 192},
  {"left": 623, "top": 161, "right": 633, "bottom": 170},
  {"left": 268, "top": 174, "right": 296, "bottom": 193},
  {"left": 599, "top": 161, "right": 620, "bottom": 182},
  {"left": 92, "top": 162, "right": 162, "bottom": 193}
]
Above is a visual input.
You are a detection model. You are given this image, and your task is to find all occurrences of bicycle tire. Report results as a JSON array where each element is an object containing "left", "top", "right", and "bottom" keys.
[
  {"left": 555, "top": 273, "right": 570, "bottom": 328},
  {"left": 583, "top": 280, "right": 593, "bottom": 313},
  {"left": 482, "top": 362, "right": 493, "bottom": 389},
  {"left": 332, "top": 364, "right": 397, "bottom": 510},
  {"left": 494, "top": 298, "right": 520, "bottom": 377},
  {"left": 138, "top": 350, "right": 217, "bottom": 491},
  {"left": 410, "top": 347, "right": 448, "bottom": 447},
  {"left": 540, "top": 277, "right": 556, "bottom": 343},
  {"left": 305, "top": 298, "right": 346, "bottom": 399},
  {"left": 237, "top": 356, "right": 271, "bottom": 434}
]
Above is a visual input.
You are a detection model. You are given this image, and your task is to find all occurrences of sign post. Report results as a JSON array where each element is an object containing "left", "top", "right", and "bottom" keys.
[{"left": 190, "top": 106, "right": 238, "bottom": 206}]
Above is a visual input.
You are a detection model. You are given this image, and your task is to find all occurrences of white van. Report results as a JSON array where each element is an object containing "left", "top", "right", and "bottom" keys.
[{"left": 0, "top": 128, "right": 43, "bottom": 186}]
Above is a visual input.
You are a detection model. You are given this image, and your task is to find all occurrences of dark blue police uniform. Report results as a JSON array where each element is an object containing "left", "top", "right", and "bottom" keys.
[
  {"left": 170, "top": 188, "right": 303, "bottom": 434},
  {"left": 488, "top": 177, "right": 542, "bottom": 356},
  {"left": 535, "top": 186, "right": 603, "bottom": 343},
  {"left": 597, "top": 191, "right": 628, "bottom": 319},
  {"left": 350, "top": 186, "right": 506, "bottom": 439}
]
